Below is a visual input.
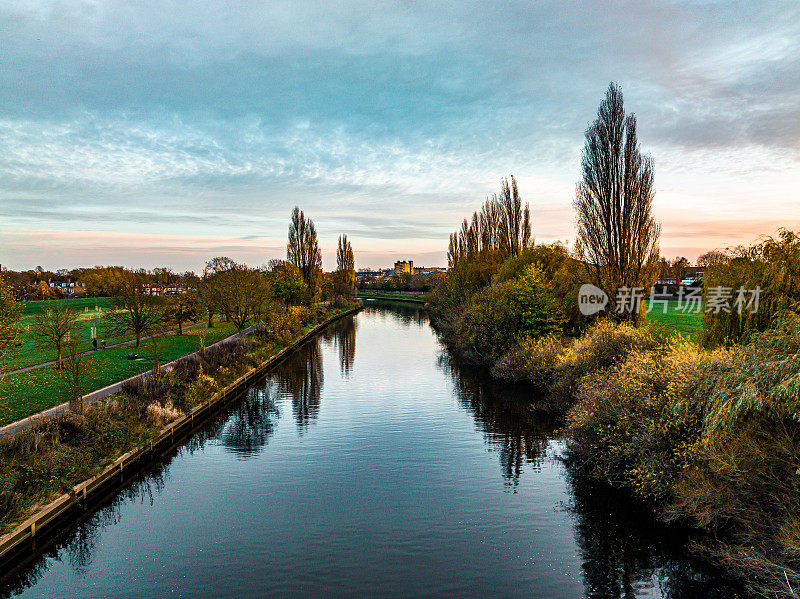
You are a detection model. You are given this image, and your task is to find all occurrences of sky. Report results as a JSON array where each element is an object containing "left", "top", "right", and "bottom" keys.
[{"left": 0, "top": 1, "right": 798, "bottom": 272}]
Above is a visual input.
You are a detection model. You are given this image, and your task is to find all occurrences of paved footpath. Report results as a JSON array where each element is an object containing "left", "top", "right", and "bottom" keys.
[{"left": 0, "top": 325, "right": 253, "bottom": 438}]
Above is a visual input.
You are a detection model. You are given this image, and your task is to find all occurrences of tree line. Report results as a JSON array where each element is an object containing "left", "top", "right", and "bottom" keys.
[{"left": 0, "top": 207, "right": 359, "bottom": 377}]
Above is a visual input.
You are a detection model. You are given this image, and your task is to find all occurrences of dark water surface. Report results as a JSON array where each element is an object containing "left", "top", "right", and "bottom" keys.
[{"left": 1, "top": 304, "right": 739, "bottom": 598}]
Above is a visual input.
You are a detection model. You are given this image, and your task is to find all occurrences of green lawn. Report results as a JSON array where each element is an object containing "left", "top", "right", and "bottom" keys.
[
  {"left": 21, "top": 296, "right": 113, "bottom": 316},
  {"left": 645, "top": 299, "right": 703, "bottom": 338},
  {"left": 357, "top": 291, "right": 426, "bottom": 303},
  {"left": 13, "top": 297, "right": 198, "bottom": 370},
  {"left": 1, "top": 322, "right": 238, "bottom": 426}
]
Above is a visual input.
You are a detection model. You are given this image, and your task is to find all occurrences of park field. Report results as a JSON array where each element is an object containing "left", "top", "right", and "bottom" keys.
[
  {"left": 21, "top": 296, "right": 113, "bottom": 316},
  {"left": 644, "top": 299, "right": 703, "bottom": 338},
  {"left": 1, "top": 321, "right": 238, "bottom": 426},
  {"left": 13, "top": 297, "right": 126, "bottom": 370}
]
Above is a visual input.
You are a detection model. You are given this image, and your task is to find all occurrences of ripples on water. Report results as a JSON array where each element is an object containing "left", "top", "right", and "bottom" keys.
[{"left": 0, "top": 303, "right": 742, "bottom": 598}]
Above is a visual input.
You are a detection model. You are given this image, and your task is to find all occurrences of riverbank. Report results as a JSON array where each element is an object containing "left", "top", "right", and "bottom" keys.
[
  {"left": 1, "top": 302, "right": 741, "bottom": 598},
  {"left": 436, "top": 311, "right": 800, "bottom": 598},
  {"left": 0, "top": 303, "right": 362, "bottom": 565}
]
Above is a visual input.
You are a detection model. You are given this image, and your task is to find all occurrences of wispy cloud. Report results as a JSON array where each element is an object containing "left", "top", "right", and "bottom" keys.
[{"left": 0, "top": 0, "right": 798, "bottom": 269}]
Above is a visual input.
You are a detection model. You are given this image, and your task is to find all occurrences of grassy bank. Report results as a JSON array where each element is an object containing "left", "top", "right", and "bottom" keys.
[
  {"left": 0, "top": 303, "right": 358, "bottom": 537},
  {"left": 1, "top": 322, "right": 238, "bottom": 426}
]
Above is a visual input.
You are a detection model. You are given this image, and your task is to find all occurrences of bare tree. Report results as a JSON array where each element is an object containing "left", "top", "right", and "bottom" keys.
[
  {"left": 574, "top": 82, "right": 661, "bottom": 318},
  {"left": 63, "top": 337, "right": 89, "bottom": 413},
  {"left": 105, "top": 269, "right": 166, "bottom": 346},
  {"left": 287, "top": 207, "right": 322, "bottom": 302},
  {"left": 207, "top": 262, "right": 273, "bottom": 332},
  {"left": 33, "top": 301, "right": 79, "bottom": 369},
  {"left": 697, "top": 250, "right": 728, "bottom": 268},
  {"left": 335, "top": 235, "right": 356, "bottom": 298},
  {"left": 497, "top": 176, "right": 531, "bottom": 258}
]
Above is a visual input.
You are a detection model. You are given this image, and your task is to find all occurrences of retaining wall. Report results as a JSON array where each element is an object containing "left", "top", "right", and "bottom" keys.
[{"left": 0, "top": 305, "right": 362, "bottom": 569}]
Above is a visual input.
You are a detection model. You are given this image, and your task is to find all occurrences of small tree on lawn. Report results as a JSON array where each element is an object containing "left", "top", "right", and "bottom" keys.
[
  {"left": 63, "top": 337, "right": 90, "bottom": 413},
  {"left": 166, "top": 291, "right": 198, "bottom": 335},
  {"left": 105, "top": 269, "right": 166, "bottom": 346},
  {"left": 33, "top": 301, "right": 79, "bottom": 369},
  {"left": 200, "top": 256, "right": 237, "bottom": 328}
]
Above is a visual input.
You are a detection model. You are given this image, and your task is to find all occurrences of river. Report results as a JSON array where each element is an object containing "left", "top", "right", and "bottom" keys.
[{"left": 0, "top": 303, "right": 739, "bottom": 598}]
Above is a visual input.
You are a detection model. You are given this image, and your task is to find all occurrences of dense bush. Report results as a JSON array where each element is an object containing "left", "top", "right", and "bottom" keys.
[
  {"left": 429, "top": 244, "right": 581, "bottom": 367},
  {"left": 254, "top": 308, "right": 305, "bottom": 346},
  {"left": 701, "top": 229, "right": 800, "bottom": 347},
  {"left": 455, "top": 266, "right": 563, "bottom": 362},
  {"left": 563, "top": 312, "right": 800, "bottom": 597},
  {"left": 566, "top": 339, "right": 706, "bottom": 502},
  {"left": 492, "top": 318, "right": 668, "bottom": 405}
]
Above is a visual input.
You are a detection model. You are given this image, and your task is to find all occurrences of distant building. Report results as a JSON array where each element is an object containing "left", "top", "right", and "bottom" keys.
[
  {"left": 48, "top": 280, "right": 86, "bottom": 296},
  {"left": 413, "top": 266, "right": 446, "bottom": 277},
  {"left": 394, "top": 260, "right": 414, "bottom": 275}
]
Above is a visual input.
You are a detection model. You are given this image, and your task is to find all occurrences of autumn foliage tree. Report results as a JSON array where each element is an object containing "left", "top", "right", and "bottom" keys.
[
  {"left": 266, "top": 259, "right": 307, "bottom": 307},
  {"left": 0, "top": 274, "right": 21, "bottom": 402},
  {"left": 205, "top": 262, "right": 273, "bottom": 332}
]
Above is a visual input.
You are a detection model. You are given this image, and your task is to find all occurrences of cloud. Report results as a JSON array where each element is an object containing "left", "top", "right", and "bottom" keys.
[{"left": 0, "top": 0, "right": 798, "bottom": 269}]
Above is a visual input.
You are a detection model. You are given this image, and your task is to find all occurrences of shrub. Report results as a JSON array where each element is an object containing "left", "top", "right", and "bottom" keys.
[
  {"left": 491, "top": 336, "right": 566, "bottom": 390},
  {"left": 701, "top": 229, "right": 800, "bottom": 347},
  {"left": 566, "top": 340, "right": 706, "bottom": 502},
  {"left": 455, "top": 265, "right": 563, "bottom": 362},
  {"left": 201, "top": 337, "right": 249, "bottom": 374},
  {"left": 255, "top": 309, "right": 304, "bottom": 346}
]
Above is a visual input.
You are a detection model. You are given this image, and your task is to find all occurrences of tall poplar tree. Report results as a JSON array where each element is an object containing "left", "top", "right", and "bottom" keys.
[
  {"left": 573, "top": 82, "right": 661, "bottom": 319},
  {"left": 287, "top": 207, "right": 322, "bottom": 302}
]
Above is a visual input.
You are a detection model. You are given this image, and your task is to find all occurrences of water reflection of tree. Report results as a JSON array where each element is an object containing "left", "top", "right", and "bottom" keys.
[
  {"left": 0, "top": 396, "right": 246, "bottom": 598},
  {"left": 219, "top": 381, "right": 280, "bottom": 458},
  {"left": 363, "top": 302, "right": 425, "bottom": 327},
  {"left": 438, "top": 352, "right": 553, "bottom": 489},
  {"left": 566, "top": 469, "right": 744, "bottom": 599},
  {"left": 273, "top": 341, "right": 324, "bottom": 429},
  {"left": 335, "top": 317, "right": 357, "bottom": 376},
  {"left": 0, "top": 469, "right": 167, "bottom": 598}
]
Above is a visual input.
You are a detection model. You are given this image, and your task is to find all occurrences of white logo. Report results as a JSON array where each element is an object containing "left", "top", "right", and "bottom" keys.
[{"left": 578, "top": 284, "right": 608, "bottom": 316}]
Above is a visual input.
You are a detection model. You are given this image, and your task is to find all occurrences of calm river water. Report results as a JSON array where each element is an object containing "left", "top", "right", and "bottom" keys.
[{"left": 1, "top": 303, "right": 740, "bottom": 598}]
